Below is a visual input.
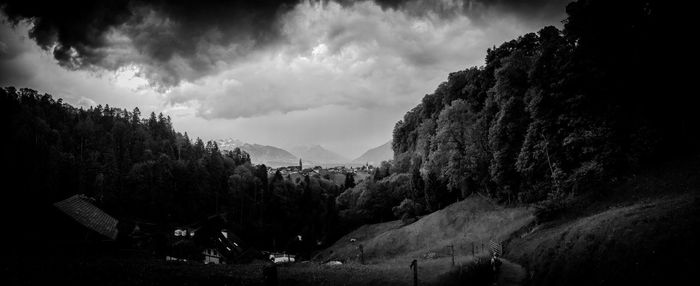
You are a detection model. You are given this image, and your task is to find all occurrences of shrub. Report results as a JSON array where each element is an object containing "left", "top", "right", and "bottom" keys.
[
  {"left": 392, "top": 198, "right": 424, "bottom": 224},
  {"left": 534, "top": 191, "right": 573, "bottom": 222}
]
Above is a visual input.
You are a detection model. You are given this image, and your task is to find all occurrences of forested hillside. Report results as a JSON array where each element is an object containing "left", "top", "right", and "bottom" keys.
[
  {"left": 0, "top": 87, "right": 341, "bottom": 254},
  {"left": 390, "top": 0, "right": 695, "bottom": 210},
  {"left": 332, "top": 0, "right": 695, "bottom": 228}
]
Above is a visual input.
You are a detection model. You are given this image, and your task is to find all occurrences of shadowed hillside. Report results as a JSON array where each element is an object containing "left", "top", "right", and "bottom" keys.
[{"left": 504, "top": 162, "right": 700, "bottom": 286}]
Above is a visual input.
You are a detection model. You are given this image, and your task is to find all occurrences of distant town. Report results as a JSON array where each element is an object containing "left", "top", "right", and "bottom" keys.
[
  {"left": 268, "top": 159, "right": 375, "bottom": 185},
  {"left": 215, "top": 138, "right": 394, "bottom": 170}
]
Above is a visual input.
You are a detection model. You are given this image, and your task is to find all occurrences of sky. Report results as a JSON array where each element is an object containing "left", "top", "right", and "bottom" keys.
[{"left": 0, "top": 0, "right": 568, "bottom": 158}]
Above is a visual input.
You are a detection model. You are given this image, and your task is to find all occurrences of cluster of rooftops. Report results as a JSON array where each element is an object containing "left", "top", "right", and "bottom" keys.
[{"left": 53, "top": 194, "right": 258, "bottom": 265}]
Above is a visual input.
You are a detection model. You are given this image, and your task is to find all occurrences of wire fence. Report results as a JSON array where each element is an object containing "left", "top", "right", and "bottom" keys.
[
  {"left": 409, "top": 240, "right": 503, "bottom": 262},
  {"left": 263, "top": 239, "right": 505, "bottom": 286},
  {"left": 344, "top": 239, "right": 503, "bottom": 266}
]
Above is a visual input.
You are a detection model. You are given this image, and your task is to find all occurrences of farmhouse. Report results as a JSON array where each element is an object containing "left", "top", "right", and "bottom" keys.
[
  {"left": 53, "top": 194, "right": 137, "bottom": 243},
  {"left": 167, "top": 215, "right": 257, "bottom": 264}
]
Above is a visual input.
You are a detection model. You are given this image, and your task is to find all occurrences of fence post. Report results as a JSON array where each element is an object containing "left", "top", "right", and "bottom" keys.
[
  {"left": 359, "top": 244, "right": 365, "bottom": 265},
  {"left": 410, "top": 259, "right": 418, "bottom": 286}
]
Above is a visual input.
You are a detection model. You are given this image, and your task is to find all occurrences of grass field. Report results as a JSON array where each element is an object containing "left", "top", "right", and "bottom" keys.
[{"left": 315, "top": 194, "right": 534, "bottom": 264}]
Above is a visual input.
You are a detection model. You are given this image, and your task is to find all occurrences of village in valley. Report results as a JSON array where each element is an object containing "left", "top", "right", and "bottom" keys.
[{"left": 268, "top": 159, "right": 375, "bottom": 186}]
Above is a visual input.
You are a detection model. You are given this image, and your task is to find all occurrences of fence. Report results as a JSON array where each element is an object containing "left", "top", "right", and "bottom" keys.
[
  {"left": 411, "top": 239, "right": 503, "bottom": 286},
  {"left": 348, "top": 239, "right": 503, "bottom": 265},
  {"left": 263, "top": 239, "right": 505, "bottom": 286}
]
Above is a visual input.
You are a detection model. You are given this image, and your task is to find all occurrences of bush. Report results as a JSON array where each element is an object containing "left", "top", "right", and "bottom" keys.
[
  {"left": 534, "top": 191, "right": 573, "bottom": 222},
  {"left": 392, "top": 198, "right": 424, "bottom": 225}
]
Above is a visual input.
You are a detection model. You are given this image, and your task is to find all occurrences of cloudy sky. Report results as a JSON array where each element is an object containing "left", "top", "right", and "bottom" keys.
[{"left": 0, "top": 0, "right": 568, "bottom": 158}]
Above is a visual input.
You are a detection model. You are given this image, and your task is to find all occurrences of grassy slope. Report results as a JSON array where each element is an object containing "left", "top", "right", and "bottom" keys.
[
  {"left": 317, "top": 194, "right": 534, "bottom": 263},
  {"left": 273, "top": 194, "right": 535, "bottom": 285},
  {"left": 505, "top": 161, "right": 700, "bottom": 286}
]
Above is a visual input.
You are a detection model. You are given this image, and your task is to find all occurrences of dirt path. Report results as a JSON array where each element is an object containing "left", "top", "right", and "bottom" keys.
[{"left": 495, "top": 259, "right": 527, "bottom": 286}]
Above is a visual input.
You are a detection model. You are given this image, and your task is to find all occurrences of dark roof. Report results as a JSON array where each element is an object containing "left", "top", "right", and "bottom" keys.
[{"left": 53, "top": 195, "right": 119, "bottom": 240}]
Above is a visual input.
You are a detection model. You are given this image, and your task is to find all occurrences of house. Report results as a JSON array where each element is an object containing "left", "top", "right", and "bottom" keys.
[
  {"left": 173, "top": 228, "right": 193, "bottom": 237},
  {"left": 167, "top": 215, "right": 258, "bottom": 264},
  {"left": 53, "top": 194, "right": 121, "bottom": 241},
  {"left": 268, "top": 252, "right": 296, "bottom": 264},
  {"left": 285, "top": 165, "right": 301, "bottom": 172},
  {"left": 203, "top": 248, "right": 223, "bottom": 264}
]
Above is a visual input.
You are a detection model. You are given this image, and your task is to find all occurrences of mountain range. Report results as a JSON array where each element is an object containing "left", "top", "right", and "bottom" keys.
[
  {"left": 216, "top": 138, "right": 299, "bottom": 167},
  {"left": 216, "top": 138, "right": 393, "bottom": 167}
]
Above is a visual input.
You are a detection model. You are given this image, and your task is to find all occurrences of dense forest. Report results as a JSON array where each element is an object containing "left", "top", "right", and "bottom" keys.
[
  {"left": 336, "top": 0, "right": 696, "bottom": 223},
  {"left": 0, "top": 87, "right": 347, "bottom": 255},
  {"left": 391, "top": 0, "right": 697, "bottom": 207}
]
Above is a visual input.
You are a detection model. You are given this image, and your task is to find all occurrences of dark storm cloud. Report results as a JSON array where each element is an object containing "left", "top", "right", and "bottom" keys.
[
  {"left": 1, "top": 0, "right": 133, "bottom": 64},
  {"left": 346, "top": 0, "right": 568, "bottom": 22},
  {"left": 0, "top": 0, "right": 300, "bottom": 87},
  {"left": 464, "top": 0, "right": 570, "bottom": 25},
  {"left": 0, "top": 0, "right": 568, "bottom": 88}
]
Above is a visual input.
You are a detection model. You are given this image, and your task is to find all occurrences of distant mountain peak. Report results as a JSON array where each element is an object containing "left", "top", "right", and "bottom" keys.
[
  {"left": 292, "top": 144, "right": 325, "bottom": 150},
  {"left": 352, "top": 140, "right": 393, "bottom": 165},
  {"left": 217, "top": 138, "right": 245, "bottom": 147},
  {"left": 216, "top": 138, "right": 298, "bottom": 167},
  {"left": 290, "top": 144, "right": 349, "bottom": 164}
]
